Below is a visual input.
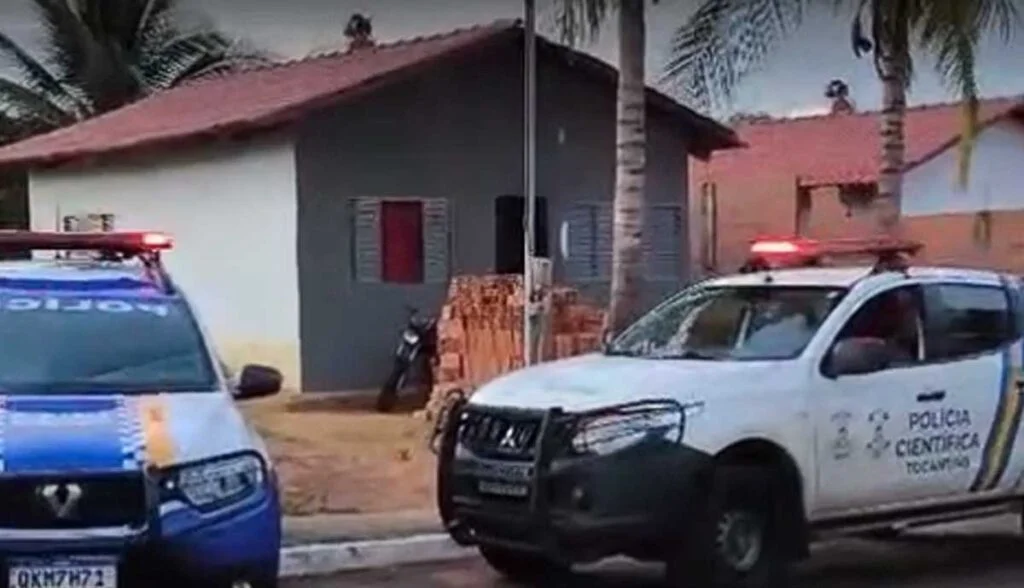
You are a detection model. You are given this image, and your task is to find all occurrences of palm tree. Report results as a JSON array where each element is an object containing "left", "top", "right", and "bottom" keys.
[
  {"left": 0, "top": 0, "right": 267, "bottom": 145},
  {"left": 665, "top": 0, "right": 1021, "bottom": 235},
  {"left": 557, "top": 0, "right": 651, "bottom": 335}
]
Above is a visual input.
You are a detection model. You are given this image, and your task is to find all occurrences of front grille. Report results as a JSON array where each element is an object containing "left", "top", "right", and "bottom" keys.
[
  {"left": 0, "top": 474, "right": 148, "bottom": 529},
  {"left": 458, "top": 408, "right": 544, "bottom": 460}
]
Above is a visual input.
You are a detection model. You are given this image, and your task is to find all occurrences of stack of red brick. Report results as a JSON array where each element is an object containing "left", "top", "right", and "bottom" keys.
[{"left": 425, "top": 275, "right": 605, "bottom": 419}]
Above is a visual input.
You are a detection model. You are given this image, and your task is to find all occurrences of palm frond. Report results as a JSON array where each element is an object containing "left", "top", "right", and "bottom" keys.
[
  {"left": 140, "top": 30, "right": 267, "bottom": 88},
  {"left": 31, "top": 0, "right": 94, "bottom": 84},
  {"left": 0, "top": 78, "right": 74, "bottom": 126},
  {"left": 0, "top": 30, "right": 82, "bottom": 114},
  {"left": 662, "top": 0, "right": 808, "bottom": 112},
  {"left": 912, "top": 0, "right": 1020, "bottom": 187},
  {"left": 555, "top": 0, "right": 610, "bottom": 46}
]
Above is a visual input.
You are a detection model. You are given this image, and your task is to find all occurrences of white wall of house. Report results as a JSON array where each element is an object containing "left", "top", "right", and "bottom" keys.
[
  {"left": 27, "top": 139, "right": 302, "bottom": 387},
  {"left": 903, "top": 119, "right": 1024, "bottom": 217}
]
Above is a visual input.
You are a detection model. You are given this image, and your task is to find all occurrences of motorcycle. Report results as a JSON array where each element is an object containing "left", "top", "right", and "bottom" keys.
[{"left": 376, "top": 305, "right": 437, "bottom": 413}]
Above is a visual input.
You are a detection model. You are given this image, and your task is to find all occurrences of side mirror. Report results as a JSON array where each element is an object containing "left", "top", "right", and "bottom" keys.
[
  {"left": 824, "top": 337, "right": 891, "bottom": 378},
  {"left": 235, "top": 364, "right": 283, "bottom": 400}
]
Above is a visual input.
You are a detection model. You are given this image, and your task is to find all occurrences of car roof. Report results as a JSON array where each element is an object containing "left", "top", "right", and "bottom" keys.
[
  {"left": 0, "top": 259, "right": 177, "bottom": 299},
  {"left": 705, "top": 265, "right": 1008, "bottom": 288}
]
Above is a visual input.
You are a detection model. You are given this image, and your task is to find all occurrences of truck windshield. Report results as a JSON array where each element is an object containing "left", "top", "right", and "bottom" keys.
[
  {"left": 0, "top": 294, "right": 217, "bottom": 393},
  {"left": 607, "top": 285, "right": 847, "bottom": 360}
]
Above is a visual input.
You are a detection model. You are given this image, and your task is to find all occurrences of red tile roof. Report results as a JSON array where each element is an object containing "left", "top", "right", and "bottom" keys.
[
  {"left": 697, "top": 97, "right": 1024, "bottom": 187},
  {"left": 0, "top": 20, "right": 738, "bottom": 169}
]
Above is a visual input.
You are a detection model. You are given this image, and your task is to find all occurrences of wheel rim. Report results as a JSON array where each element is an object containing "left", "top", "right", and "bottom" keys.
[{"left": 716, "top": 510, "right": 764, "bottom": 573}]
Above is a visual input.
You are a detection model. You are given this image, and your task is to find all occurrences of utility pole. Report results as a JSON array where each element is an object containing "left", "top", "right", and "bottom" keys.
[{"left": 523, "top": 0, "right": 537, "bottom": 366}]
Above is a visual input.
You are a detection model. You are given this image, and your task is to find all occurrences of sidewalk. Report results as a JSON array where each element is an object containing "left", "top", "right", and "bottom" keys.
[
  {"left": 283, "top": 509, "right": 442, "bottom": 546},
  {"left": 279, "top": 508, "right": 472, "bottom": 578}
]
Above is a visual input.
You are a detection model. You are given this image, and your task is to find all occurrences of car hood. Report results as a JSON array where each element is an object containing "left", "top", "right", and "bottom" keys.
[
  {"left": 0, "top": 392, "right": 257, "bottom": 473},
  {"left": 469, "top": 353, "right": 783, "bottom": 412}
]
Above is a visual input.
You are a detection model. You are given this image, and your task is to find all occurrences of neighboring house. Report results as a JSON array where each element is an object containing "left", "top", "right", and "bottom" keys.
[
  {"left": 690, "top": 95, "right": 1024, "bottom": 274},
  {"left": 0, "top": 20, "right": 739, "bottom": 392}
]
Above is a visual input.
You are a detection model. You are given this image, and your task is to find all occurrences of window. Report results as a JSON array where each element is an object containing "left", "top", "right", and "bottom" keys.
[
  {"left": 564, "top": 201, "right": 684, "bottom": 282},
  {"left": 0, "top": 295, "right": 215, "bottom": 393},
  {"left": 607, "top": 285, "right": 846, "bottom": 360},
  {"left": 837, "top": 182, "right": 877, "bottom": 217},
  {"left": 645, "top": 204, "right": 684, "bottom": 280},
  {"left": 833, "top": 286, "right": 924, "bottom": 366},
  {"left": 923, "top": 284, "right": 1012, "bottom": 360},
  {"left": 62, "top": 212, "right": 115, "bottom": 233},
  {"left": 563, "top": 201, "right": 611, "bottom": 281},
  {"left": 352, "top": 197, "right": 450, "bottom": 284}
]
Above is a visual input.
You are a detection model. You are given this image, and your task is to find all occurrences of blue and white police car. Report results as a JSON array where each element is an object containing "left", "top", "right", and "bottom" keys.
[{"left": 0, "top": 231, "right": 284, "bottom": 588}]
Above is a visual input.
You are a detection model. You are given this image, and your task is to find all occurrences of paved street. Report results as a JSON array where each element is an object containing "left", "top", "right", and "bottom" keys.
[{"left": 283, "top": 516, "right": 1024, "bottom": 587}]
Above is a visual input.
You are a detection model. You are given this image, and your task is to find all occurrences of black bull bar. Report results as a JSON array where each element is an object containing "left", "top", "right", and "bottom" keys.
[{"left": 434, "top": 395, "right": 687, "bottom": 552}]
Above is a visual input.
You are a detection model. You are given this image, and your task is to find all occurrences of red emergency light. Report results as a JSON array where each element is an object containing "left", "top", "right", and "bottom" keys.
[
  {"left": 743, "top": 236, "right": 923, "bottom": 272},
  {"left": 0, "top": 231, "right": 173, "bottom": 254}
]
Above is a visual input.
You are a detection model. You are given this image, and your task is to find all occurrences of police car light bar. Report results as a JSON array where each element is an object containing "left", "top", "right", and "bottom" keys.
[
  {"left": 0, "top": 231, "right": 173, "bottom": 254},
  {"left": 745, "top": 236, "right": 923, "bottom": 272}
]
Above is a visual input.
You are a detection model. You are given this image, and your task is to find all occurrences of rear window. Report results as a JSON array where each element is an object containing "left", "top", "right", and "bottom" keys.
[{"left": 0, "top": 293, "right": 216, "bottom": 393}]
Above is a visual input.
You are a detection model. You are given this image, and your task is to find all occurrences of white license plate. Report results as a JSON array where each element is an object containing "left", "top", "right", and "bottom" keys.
[
  {"left": 478, "top": 480, "right": 529, "bottom": 497},
  {"left": 8, "top": 562, "right": 117, "bottom": 588}
]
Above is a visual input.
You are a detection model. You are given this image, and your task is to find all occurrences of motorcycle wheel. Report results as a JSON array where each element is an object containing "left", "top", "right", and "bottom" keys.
[{"left": 377, "top": 361, "right": 408, "bottom": 413}]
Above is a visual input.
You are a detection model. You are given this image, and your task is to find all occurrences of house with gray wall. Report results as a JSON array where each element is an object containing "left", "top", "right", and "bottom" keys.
[{"left": 0, "top": 20, "right": 739, "bottom": 392}]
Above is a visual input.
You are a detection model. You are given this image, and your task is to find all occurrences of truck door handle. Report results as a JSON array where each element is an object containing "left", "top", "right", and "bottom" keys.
[{"left": 917, "top": 390, "right": 946, "bottom": 402}]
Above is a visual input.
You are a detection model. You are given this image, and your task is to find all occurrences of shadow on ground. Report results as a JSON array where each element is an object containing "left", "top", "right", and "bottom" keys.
[
  {"left": 567, "top": 533, "right": 1024, "bottom": 588},
  {"left": 283, "top": 531, "right": 1024, "bottom": 587}
]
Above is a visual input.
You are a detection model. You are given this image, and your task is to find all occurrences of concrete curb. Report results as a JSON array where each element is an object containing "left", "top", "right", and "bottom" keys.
[{"left": 279, "top": 533, "right": 476, "bottom": 578}]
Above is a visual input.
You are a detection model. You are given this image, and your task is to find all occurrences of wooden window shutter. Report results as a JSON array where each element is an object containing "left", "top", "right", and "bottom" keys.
[
  {"left": 645, "top": 204, "right": 683, "bottom": 280},
  {"left": 595, "top": 202, "right": 613, "bottom": 281},
  {"left": 422, "top": 198, "right": 451, "bottom": 284},
  {"left": 352, "top": 197, "right": 382, "bottom": 283}
]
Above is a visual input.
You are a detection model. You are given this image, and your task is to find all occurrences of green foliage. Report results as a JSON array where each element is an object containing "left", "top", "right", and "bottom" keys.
[{"left": 0, "top": 0, "right": 268, "bottom": 145}]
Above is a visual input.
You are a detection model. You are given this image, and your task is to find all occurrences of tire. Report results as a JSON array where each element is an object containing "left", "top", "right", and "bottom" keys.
[
  {"left": 376, "top": 362, "right": 407, "bottom": 413},
  {"left": 666, "top": 466, "right": 788, "bottom": 588},
  {"left": 478, "top": 545, "right": 570, "bottom": 585}
]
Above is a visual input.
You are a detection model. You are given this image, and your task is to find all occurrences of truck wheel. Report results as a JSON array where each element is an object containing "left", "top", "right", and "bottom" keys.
[
  {"left": 666, "top": 466, "right": 788, "bottom": 588},
  {"left": 478, "top": 545, "right": 569, "bottom": 585}
]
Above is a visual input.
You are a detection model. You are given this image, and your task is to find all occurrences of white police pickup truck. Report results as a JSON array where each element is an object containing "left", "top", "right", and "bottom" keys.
[
  {"left": 0, "top": 232, "right": 284, "bottom": 588},
  {"left": 437, "top": 237, "right": 1024, "bottom": 588}
]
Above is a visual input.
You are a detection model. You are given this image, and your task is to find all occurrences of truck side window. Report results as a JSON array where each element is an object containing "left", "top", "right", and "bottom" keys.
[
  {"left": 922, "top": 283, "right": 1012, "bottom": 361},
  {"left": 833, "top": 285, "right": 923, "bottom": 366}
]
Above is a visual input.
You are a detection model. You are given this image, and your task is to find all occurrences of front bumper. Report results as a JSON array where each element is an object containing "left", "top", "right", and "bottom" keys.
[
  {"left": 437, "top": 400, "right": 711, "bottom": 564},
  {"left": 0, "top": 476, "right": 282, "bottom": 588}
]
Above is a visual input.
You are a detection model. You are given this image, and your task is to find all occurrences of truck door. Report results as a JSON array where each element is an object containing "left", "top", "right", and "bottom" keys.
[
  {"left": 814, "top": 284, "right": 939, "bottom": 513},
  {"left": 903, "top": 281, "right": 1015, "bottom": 499}
]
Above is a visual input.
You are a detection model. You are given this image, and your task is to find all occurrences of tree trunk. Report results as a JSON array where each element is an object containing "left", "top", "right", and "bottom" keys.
[
  {"left": 874, "top": 42, "right": 907, "bottom": 237},
  {"left": 606, "top": 0, "right": 646, "bottom": 336}
]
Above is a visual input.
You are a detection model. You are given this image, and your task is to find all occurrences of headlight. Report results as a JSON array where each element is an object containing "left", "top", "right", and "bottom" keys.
[
  {"left": 403, "top": 330, "right": 420, "bottom": 345},
  {"left": 570, "top": 404, "right": 686, "bottom": 456},
  {"left": 164, "top": 453, "right": 265, "bottom": 510}
]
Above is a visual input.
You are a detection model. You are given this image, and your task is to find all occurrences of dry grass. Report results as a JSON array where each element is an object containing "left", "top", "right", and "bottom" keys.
[{"left": 242, "top": 393, "right": 437, "bottom": 516}]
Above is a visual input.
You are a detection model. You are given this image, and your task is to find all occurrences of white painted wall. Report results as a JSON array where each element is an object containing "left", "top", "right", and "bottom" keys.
[
  {"left": 903, "top": 119, "right": 1024, "bottom": 217},
  {"left": 28, "top": 139, "right": 301, "bottom": 387}
]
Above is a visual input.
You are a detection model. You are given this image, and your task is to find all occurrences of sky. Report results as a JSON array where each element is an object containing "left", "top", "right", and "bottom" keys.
[{"left": 1, "top": 0, "right": 1023, "bottom": 120}]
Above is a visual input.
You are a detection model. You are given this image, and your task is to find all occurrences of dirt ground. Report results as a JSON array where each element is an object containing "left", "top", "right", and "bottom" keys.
[{"left": 242, "top": 392, "right": 438, "bottom": 516}]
